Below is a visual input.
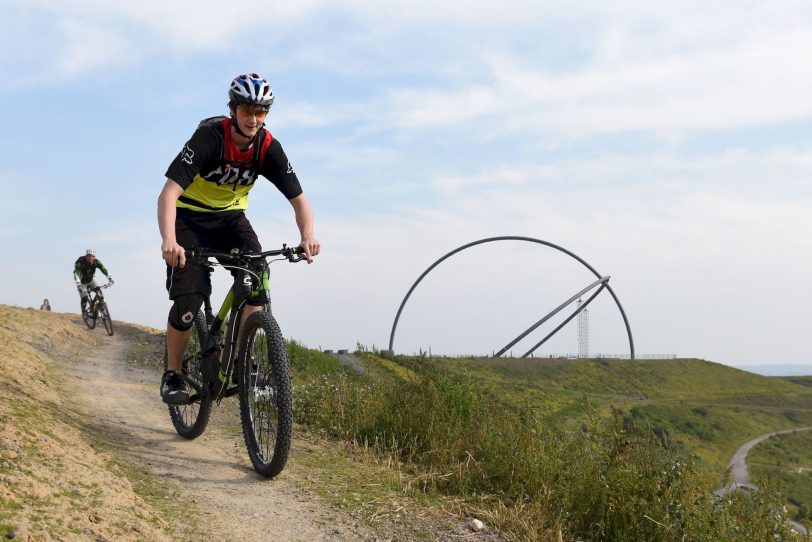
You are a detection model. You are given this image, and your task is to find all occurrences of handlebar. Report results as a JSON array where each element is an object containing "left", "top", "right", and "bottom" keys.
[{"left": 184, "top": 244, "right": 307, "bottom": 264}]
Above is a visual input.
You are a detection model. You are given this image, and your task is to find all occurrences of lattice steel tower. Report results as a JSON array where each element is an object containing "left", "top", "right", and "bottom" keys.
[{"left": 577, "top": 297, "right": 589, "bottom": 358}]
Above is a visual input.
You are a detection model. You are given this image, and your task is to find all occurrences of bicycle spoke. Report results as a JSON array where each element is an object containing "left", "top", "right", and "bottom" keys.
[{"left": 238, "top": 311, "right": 291, "bottom": 476}]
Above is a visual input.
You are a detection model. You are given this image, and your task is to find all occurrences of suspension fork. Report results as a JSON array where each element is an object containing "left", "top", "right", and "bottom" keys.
[{"left": 255, "top": 268, "right": 272, "bottom": 314}]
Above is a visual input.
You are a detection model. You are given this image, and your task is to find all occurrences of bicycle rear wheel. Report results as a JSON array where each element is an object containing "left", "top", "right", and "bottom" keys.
[
  {"left": 166, "top": 310, "right": 213, "bottom": 439},
  {"left": 100, "top": 301, "right": 114, "bottom": 336},
  {"left": 237, "top": 311, "right": 292, "bottom": 478}
]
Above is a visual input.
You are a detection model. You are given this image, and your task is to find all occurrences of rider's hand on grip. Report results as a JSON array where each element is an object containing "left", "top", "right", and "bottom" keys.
[
  {"left": 162, "top": 239, "right": 186, "bottom": 268},
  {"left": 298, "top": 238, "right": 320, "bottom": 264}
]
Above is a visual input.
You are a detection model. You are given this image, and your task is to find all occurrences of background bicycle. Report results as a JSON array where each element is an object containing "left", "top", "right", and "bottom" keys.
[
  {"left": 82, "top": 283, "right": 114, "bottom": 336},
  {"left": 165, "top": 244, "right": 305, "bottom": 478}
]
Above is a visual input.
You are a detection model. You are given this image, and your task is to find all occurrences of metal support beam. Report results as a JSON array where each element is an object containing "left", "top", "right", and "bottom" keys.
[
  {"left": 494, "top": 277, "right": 609, "bottom": 357},
  {"left": 388, "top": 236, "right": 635, "bottom": 359},
  {"left": 522, "top": 283, "right": 606, "bottom": 358}
]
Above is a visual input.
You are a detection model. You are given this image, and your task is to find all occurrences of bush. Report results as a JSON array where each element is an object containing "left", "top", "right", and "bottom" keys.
[
  {"left": 291, "top": 352, "right": 801, "bottom": 541},
  {"left": 691, "top": 406, "right": 708, "bottom": 417}
]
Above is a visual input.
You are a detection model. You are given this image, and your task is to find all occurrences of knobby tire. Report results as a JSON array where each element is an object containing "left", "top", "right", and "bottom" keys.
[
  {"left": 166, "top": 310, "right": 214, "bottom": 439},
  {"left": 237, "top": 311, "right": 292, "bottom": 478},
  {"left": 100, "top": 301, "right": 114, "bottom": 336},
  {"left": 83, "top": 306, "right": 96, "bottom": 330}
]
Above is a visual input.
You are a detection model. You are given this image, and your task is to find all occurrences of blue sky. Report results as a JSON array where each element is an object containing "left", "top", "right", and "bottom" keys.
[{"left": 2, "top": 1, "right": 811, "bottom": 367}]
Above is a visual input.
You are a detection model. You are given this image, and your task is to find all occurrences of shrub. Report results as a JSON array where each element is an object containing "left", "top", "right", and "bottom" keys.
[{"left": 290, "top": 351, "right": 801, "bottom": 541}]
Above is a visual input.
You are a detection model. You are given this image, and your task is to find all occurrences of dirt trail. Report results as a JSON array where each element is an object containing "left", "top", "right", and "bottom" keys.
[
  {"left": 726, "top": 427, "right": 812, "bottom": 489},
  {"left": 64, "top": 324, "right": 372, "bottom": 542},
  {"left": 714, "top": 427, "right": 812, "bottom": 536}
]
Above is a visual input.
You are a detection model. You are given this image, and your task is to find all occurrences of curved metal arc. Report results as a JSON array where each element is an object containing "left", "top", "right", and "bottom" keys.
[
  {"left": 603, "top": 283, "right": 634, "bottom": 358},
  {"left": 494, "top": 276, "right": 609, "bottom": 357},
  {"left": 388, "top": 236, "right": 635, "bottom": 359},
  {"left": 521, "top": 283, "right": 607, "bottom": 358}
]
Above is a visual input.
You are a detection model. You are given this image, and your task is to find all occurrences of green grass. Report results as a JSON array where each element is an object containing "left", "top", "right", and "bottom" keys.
[
  {"left": 289, "top": 350, "right": 808, "bottom": 541},
  {"left": 781, "top": 376, "right": 812, "bottom": 388},
  {"left": 624, "top": 403, "right": 812, "bottom": 479},
  {"left": 366, "top": 354, "right": 812, "bottom": 481},
  {"left": 435, "top": 356, "right": 812, "bottom": 404},
  {"left": 288, "top": 340, "right": 361, "bottom": 379},
  {"left": 290, "top": 433, "right": 457, "bottom": 540},
  {"left": 8, "top": 306, "right": 809, "bottom": 540},
  {"left": 749, "top": 430, "right": 812, "bottom": 522},
  {"left": 0, "top": 496, "right": 24, "bottom": 529}
]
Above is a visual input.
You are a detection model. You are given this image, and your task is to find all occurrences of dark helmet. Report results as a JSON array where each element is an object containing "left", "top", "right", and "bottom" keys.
[{"left": 228, "top": 73, "right": 274, "bottom": 108}]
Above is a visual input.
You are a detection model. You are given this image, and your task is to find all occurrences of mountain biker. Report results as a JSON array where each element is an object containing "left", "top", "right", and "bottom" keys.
[
  {"left": 158, "top": 72, "right": 320, "bottom": 405},
  {"left": 74, "top": 249, "right": 114, "bottom": 318}
]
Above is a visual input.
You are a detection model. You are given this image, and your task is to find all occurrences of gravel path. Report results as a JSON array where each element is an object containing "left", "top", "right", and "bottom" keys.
[
  {"left": 716, "top": 427, "right": 812, "bottom": 535},
  {"left": 64, "top": 324, "right": 373, "bottom": 542}
]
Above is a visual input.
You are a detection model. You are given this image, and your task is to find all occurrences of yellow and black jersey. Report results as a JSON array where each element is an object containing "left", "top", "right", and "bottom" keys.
[{"left": 165, "top": 117, "right": 303, "bottom": 213}]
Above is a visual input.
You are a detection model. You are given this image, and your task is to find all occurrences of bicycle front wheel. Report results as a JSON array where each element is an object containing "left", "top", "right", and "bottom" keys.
[
  {"left": 237, "top": 311, "right": 292, "bottom": 478},
  {"left": 83, "top": 308, "right": 96, "bottom": 329},
  {"left": 100, "top": 302, "right": 114, "bottom": 336},
  {"left": 166, "top": 310, "right": 213, "bottom": 439}
]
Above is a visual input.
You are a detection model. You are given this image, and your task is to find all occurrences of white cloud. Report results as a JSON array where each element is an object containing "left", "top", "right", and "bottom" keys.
[
  {"left": 433, "top": 167, "right": 529, "bottom": 191},
  {"left": 273, "top": 103, "right": 335, "bottom": 128},
  {"left": 390, "top": 86, "right": 498, "bottom": 128},
  {"left": 54, "top": 19, "right": 132, "bottom": 77},
  {"left": 6, "top": 0, "right": 812, "bottom": 144},
  {"left": 376, "top": 27, "right": 812, "bottom": 137}
]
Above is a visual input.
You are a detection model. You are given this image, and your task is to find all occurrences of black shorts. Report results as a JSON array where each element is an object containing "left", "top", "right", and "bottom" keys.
[{"left": 166, "top": 209, "right": 264, "bottom": 302}]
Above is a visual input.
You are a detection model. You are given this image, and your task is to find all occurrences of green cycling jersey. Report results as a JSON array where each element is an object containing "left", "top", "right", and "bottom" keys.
[{"left": 74, "top": 256, "right": 109, "bottom": 284}]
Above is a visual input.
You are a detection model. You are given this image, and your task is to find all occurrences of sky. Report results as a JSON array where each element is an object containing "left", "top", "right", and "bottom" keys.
[{"left": 1, "top": 1, "right": 811, "bottom": 368}]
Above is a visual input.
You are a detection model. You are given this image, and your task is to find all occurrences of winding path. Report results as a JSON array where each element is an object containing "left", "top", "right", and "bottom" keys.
[
  {"left": 65, "top": 323, "right": 372, "bottom": 542},
  {"left": 717, "top": 427, "right": 812, "bottom": 535}
]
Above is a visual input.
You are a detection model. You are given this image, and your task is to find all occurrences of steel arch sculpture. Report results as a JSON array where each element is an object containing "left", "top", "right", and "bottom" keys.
[{"left": 388, "top": 236, "right": 635, "bottom": 359}]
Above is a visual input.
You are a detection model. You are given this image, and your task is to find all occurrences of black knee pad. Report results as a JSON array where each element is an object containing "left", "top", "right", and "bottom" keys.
[{"left": 168, "top": 293, "right": 204, "bottom": 331}]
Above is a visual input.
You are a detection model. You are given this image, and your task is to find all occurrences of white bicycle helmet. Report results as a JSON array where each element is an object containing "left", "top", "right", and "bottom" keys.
[
  {"left": 86, "top": 249, "right": 96, "bottom": 256},
  {"left": 228, "top": 73, "right": 274, "bottom": 108}
]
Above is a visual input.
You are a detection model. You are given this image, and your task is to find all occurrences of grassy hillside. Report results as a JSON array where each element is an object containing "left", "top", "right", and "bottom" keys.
[
  {"left": 380, "top": 354, "right": 812, "bottom": 479},
  {"left": 782, "top": 376, "right": 812, "bottom": 388},
  {"left": 342, "top": 351, "right": 812, "bottom": 534},
  {"left": 291, "top": 348, "right": 810, "bottom": 540},
  {"left": 749, "top": 429, "right": 812, "bottom": 522},
  {"left": 3, "top": 305, "right": 809, "bottom": 541},
  {"left": 434, "top": 355, "right": 812, "bottom": 406}
]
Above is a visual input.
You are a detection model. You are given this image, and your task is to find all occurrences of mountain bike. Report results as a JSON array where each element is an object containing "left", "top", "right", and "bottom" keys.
[
  {"left": 165, "top": 244, "right": 305, "bottom": 478},
  {"left": 82, "top": 283, "right": 114, "bottom": 336}
]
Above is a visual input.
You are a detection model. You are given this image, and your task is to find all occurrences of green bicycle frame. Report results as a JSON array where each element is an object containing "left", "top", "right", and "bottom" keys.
[{"left": 207, "top": 268, "right": 271, "bottom": 388}]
